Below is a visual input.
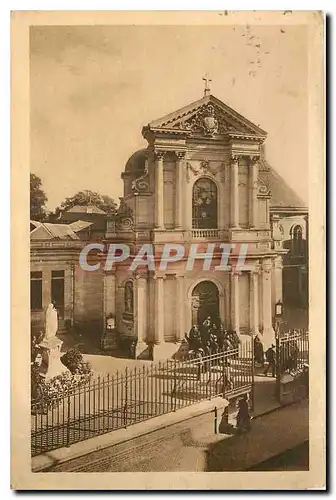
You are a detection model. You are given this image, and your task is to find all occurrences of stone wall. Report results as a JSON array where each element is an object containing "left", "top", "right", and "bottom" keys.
[{"left": 74, "top": 264, "right": 104, "bottom": 333}]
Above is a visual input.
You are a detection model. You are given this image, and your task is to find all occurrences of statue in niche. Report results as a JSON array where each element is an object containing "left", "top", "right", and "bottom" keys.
[{"left": 124, "top": 281, "right": 134, "bottom": 314}]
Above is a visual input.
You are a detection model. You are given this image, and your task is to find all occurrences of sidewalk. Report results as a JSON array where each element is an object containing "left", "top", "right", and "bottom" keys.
[
  {"left": 205, "top": 399, "right": 308, "bottom": 471},
  {"left": 133, "top": 399, "right": 308, "bottom": 472}
]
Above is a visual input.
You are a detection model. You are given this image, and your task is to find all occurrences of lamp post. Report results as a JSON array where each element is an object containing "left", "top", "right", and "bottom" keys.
[
  {"left": 274, "top": 300, "right": 283, "bottom": 402},
  {"left": 274, "top": 300, "right": 283, "bottom": 337}
]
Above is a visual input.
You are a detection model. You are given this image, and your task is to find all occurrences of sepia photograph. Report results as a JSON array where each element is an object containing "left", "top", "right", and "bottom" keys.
[{"left": 11, "top": 10, "right": 325, "bottom": 490}]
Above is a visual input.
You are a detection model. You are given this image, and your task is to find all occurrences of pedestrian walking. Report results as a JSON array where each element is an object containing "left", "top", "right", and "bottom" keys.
[
  {"left": 236, "top": 394, "right": 251, "bottom": 433},
  {"left": 254, "top": 335, "right": 264, "bottom": 366},
  {"left": 263, "top": 344, "right": 276, "bottom": 377}
]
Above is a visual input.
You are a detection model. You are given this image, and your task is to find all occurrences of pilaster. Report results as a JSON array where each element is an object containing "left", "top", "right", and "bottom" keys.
[
  {"left": 155, "top": 151, "right": 165, "bottom": 229},
  {"left": 261, "top": 258, "right": 275, "bottom": 348},
  {"left": 175, "top": 151, "right": 185, "bottom": 230},
  {"left": 176, "top": 274, "right": 185, "bottom": 341},
  {"left": 249, "top": 267, "right": 260, "bottom": 336},
  {"left": 230, "top": 155, "right": 240, "bottom": 228},
  {"left": 231, "top": 269, "right": 240, "bottom": 334},
  {"left": 249, "top": 156, "right": 259, "bottom": 228},
  {"left": 154, "top": 274, "right": 165, "bottom": 344}
]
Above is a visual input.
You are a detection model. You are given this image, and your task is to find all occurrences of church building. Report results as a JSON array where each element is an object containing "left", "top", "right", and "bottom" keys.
[
  {"left": 31, "top": 85, "right": 308, "bottom": 359},
  {"left": 101, "top": 86, "right": 288, "bottom": 359}
]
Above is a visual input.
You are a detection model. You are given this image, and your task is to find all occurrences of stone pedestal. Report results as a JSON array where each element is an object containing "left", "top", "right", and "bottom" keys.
[
  {"left": 101, "top": 328, "right": 118, "bottom": 351},
  {"left": 134, "top": 341, "right": 149, "bottom": 360},
  {"left": 39, "top": 337, "right": 69, "bottom": 380}
]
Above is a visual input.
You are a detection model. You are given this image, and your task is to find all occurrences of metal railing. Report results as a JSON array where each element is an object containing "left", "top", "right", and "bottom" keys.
[
  {"left": 275, "top": 329, "right": 309, "bottom": 402},
  {"left": 276, "top": 329, "right": 309, "bottom": 375},
  {"left": 31, "top": 342, "right": 253, "bottom": 457}
]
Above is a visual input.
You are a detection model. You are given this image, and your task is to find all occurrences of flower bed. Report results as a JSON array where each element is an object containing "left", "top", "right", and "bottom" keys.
[{"left": 31, "top": 346, "right": 93, "bottom": 412}]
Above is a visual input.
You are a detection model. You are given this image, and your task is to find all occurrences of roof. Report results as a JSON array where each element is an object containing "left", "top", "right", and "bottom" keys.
[
  {"left": 30, "top": 220, "right": 41, "bottom": 230},
  {"left": 268, "top": 169, "right": 307, "bottom": 210},
  {"left": 143, "top": 94, "right": 267, "bottom": 139},
  {"left": 69, "top": 220, "right": 93, "bottom": 232},
  {"left": 30, "top": 222, "right": 80, "bottom": 240},
  {"left": 66, "top": 204, "right": 106, "bottom": 215},
  {"left": 123, "top": 149, "right": 147, "bottom": 176},
  {"left": 259, "top": 149, "right": 307, "bottom": 210}
]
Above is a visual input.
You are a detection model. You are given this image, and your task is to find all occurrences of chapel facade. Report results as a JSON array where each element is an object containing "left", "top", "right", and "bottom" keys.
[{"left": 101, "top": 90, "right": 287, "bottom": 359}]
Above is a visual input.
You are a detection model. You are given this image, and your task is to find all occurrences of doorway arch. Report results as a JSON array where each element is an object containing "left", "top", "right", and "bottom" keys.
[{"left": 191, "top": 280, "right": 220, "bottom": 325}]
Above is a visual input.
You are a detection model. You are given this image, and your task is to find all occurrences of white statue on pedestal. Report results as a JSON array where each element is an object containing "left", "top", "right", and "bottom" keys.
[
  {"left": 45, "top": 303, "right": 58, "bottom": 340},
  {"left": 40, "top": 303, "right": 69, "bottom": 379}
]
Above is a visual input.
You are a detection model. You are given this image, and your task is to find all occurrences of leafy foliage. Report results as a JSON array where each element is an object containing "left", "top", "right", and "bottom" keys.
[
  {"left": 31, "top": 368, "right": 93, "bottom": 412},
  {"left": 31, "top": 346, "right": 93, "bottom": 411},
  {"left": 31, "top": 331, "right": 44, "bottom": 362},
  {"left": 50, "top": 190, "right": 117, "bottom": 220},
  {"left": 61, "top": 347, "right": 92, "bottom": 375},
  {"left": 30, "top": 173, "right": 48, "bottom": 221}
]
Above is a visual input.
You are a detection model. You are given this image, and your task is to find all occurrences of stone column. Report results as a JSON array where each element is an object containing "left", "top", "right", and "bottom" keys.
[
  {"left": 104, "top": 273, "right": 116, "bottom": 318},
  {"left": 230, "top": 155, "right": 240, "bottom": 228},
  {"left": 176, "top": 275, "right": 185, "bottom": 341},
  {"left": 265, "top": 199, "right": 271, "bottom": 230},
  {"left": 101, "top": 272, "right": 117, "bottom": 349},
  {"left": 219, "top": 290, "right": 226, "bottom": 325},
  {"left": 274, "top": 256, "right": 283, "bottom": 304},
  {"left": 231, "top": 270, "right": 240, "bottom": 334},
  {"left": 134, "top": 275, "right": 147, "bottom": 344},
  {"left": 175, "top": 152, "right": 185, "bottom": 229},
  {"left": 249, "top": 156, "right": 259, "bottom": 228},
  {"left": 154, "top": 275, "right": 165, "bottom": 344},
  {"left": 249, "top": 268, "right": 260, "bottom": 335},
  {"left": 184, "top": 163, "right": 193, "bottom": 230},
  {"left": 155, "top": 151, "right": 165, "bottom": 229},
  {"left": 261, "top": 258, "right": 275, "bottom": 348}
]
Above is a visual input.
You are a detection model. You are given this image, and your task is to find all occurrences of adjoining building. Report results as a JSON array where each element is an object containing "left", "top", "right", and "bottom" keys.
[
  {"left": 30, "top": 220, "right": 102, "bottom": 336},
  {"left": 60, "top": 205, "right": 108, "bottom": 240}
]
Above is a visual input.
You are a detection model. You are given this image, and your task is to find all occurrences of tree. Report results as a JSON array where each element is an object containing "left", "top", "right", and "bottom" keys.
[
  {"left": 50, "top": 190, "right": 117, "bottom": 220},
  {"left": 30, "top": 173, "right": 48, "bottom": 221}
]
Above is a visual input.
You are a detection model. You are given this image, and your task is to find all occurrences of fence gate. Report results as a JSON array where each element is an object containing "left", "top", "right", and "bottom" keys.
[{"left": 275, "top": 329, "right": 309, "bottom": 402}]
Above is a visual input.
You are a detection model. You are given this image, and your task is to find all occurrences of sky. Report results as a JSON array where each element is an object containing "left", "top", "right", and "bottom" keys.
[{"left": 30, "top": 24, "right": 308, "bottom": 210}]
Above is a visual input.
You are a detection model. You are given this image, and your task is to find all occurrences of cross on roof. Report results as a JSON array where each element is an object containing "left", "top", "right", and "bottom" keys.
[{"left": 202, "top": 73, "right": 212, "bottom": 96}]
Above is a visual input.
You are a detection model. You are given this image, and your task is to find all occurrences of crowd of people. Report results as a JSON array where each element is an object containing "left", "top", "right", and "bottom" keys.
[{"left": 185, "top": 316, "right": 241, "bottom": 357}]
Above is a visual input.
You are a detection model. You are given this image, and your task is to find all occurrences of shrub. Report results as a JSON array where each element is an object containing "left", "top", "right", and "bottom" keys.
[
  {"left": 31, "top": 369, "right": 93, "bottom": 412},
  {"left": 61, "top": 347, "right": 92, "bottom": 375},
  {"left": 31, "top": 331, "right": 44, "bottom": 362},
  {"left": 31, "top": 363, "right": 44, "bottom": 400},
  {"left": 31, "top": 346, "right": 93, "bottom": 412}
]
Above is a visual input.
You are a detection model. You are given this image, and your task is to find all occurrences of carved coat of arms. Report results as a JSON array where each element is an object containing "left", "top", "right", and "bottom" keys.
[{"left": 202, "top": 105, "right": 218, "bottom": 136}]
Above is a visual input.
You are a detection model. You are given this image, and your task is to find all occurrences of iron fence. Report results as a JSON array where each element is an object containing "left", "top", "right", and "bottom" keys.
[
  {"left": 276, "top": 329, "right": 309, "bottom": 375},
  {"left": 31, "top": 341, "right": 253, "bottom": 456},
  {"left": 275, "top": 329, "right": 309, "bottom": 402}
]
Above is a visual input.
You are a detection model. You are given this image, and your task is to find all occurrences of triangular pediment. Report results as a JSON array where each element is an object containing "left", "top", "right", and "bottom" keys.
[{"left": 145, "top": 94, "right": 267, "bottom": 139}]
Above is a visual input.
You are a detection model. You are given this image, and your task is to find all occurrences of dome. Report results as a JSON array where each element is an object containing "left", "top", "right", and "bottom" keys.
[{"left": 124, "top": 148, "right": 147, "bottom": 175}]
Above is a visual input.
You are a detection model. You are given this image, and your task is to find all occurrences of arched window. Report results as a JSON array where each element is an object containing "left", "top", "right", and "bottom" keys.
[
  {"left": 192, "top": 178, "right": 218, "bottom": 229},
  {"left": 124, "top": 280, "right": 134, "bottom": 316}
]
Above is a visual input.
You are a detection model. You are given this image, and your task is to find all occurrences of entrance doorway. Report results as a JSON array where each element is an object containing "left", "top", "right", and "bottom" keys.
[
  {"left": 51, "top": 270, "right": 65, "bottom": 319},
  {"left": 191, "top": 280, "right": 219, "bottom": 325}
]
